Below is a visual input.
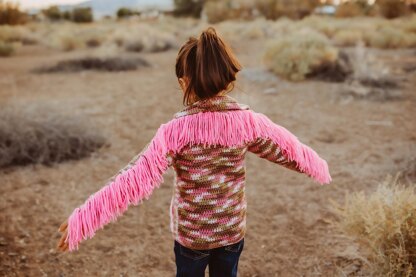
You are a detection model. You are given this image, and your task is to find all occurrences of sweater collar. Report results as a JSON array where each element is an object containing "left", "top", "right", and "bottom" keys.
[{"left": 173, "top": 94, "right": 250, "bottom": 118}]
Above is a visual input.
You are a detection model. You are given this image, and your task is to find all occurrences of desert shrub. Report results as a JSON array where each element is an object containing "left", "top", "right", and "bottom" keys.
[
  {"left": 330, "top": 175, "right": 416, "bottom": 276},
  {"left": 0, "top": 104, "right": 108, "bottom": 168},
  {"left": 33, "top": 57, "right": 150, "bottom": 73},
  {"left": 300, "top": 15, "right": 342, "bottom": 38},
  {"left": 341, "top": 42, "right": 402, "bottom": 101},
  {"left": 0, "top": 41, "right": 14, "bottom": 57},
  {"left": 111, "top": 24, "right": 176, "bottom": 53},
  {"left": 377, "top": 0, "right": 410, "bottom": 19},
  {"left": 335, "top": 1, "right": 367, "bottom": 18},
  {"left": 174, "top": 0, "right": 204, "bottom": 18},
  {"left": 203, "top": 0, "right": 255, "bottom": 23},
  {"left": 0, "top": 25, "right": 37, "bottom": 45},
  {"left": 364, "top": 26, "right": 416, "bottom": 48},
  {"left": 306, "top": 50, "right": 352, "bottom": 82},
  {"left": 263, "top": 29, "right": 340, "bottom": 81},
  {"left": 394, "top": 15, "right": 416, "bottom": 33},
  {"left": 72, "top": 7, "right": 93, "bottom": 23},
  {"left": 0, "top": 1, "right": 27, "bottom": 25},
  {"left": 57, "top": 35, "right": 85, "bottom": 51},
  {"left": 333, "top": 29, "right": 364, "bottom": 47},
  {"left": 256, "top": 0, "right": 319, "bottom": 20},
  {"left": 42, "top": 6, "right": 62, "bottom": 21}
]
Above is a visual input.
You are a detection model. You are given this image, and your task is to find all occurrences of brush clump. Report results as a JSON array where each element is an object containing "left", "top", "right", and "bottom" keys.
[
  {"left": 264, "top": 28, "right": 346, "bottom": 81},
  {"left": 330, "top": 175, "right": 416, "bottom": 276}
]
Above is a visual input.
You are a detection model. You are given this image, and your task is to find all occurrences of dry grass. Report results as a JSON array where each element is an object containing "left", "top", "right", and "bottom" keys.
[
  {"left": 33, "top": 56, "right": 150, "bottom": 73},
  {"left": 263, "top": 28, "right": 339, "bottom": 81},
  {"left": 333, "top": 29, "right": 364, "bottom": 47},
  {"left": 330, "top": 175, "right": 416, "bottom": 276},
  {"left": 0, "top": 41, "right": 14, "bottom": 57},
  {"left": 0, "top": 104, "right": 108, "bottom": 169},
  {"left": 341, "top": 42, "right": 402, "bottom": 101}
]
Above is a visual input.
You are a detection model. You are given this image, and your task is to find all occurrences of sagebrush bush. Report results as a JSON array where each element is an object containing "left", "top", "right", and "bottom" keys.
[
  {"left": 263, "top": 29, "right": 339, "bottom": 81},
  {"left": 0, "top": 104, "right": 108, "bottom": 168},
  {"left": 0, "top": 41, "right": 14, "bottom": 57},
  {"left": 335, "top": 2, "right": 366, "bottom": 18},
  {"left": 333, "top": 29, "right": 364, "bottom": 47},
  {"left": 341, "top": 42, "right": 402, "bottom": 101},
  {"left": 330, "top": 175, "right": 416, "bottom": 276},
  {"left": 0, "top": 25, "right": 37, "bottom": 45},
  {"left": 33, "top": 57, "right": 150, "bottom": 73},
  {"left": 364, "top": 26, "right": 416, "bottom": 49},
  {"left": 255, "top": 0, "right": 318, "bottom": 20},
  {"left": 203, "top": 0, "right": 255, "bottom": 24},
  {"left": 111, "top": 24, "right": 176, "bottom": 53}
]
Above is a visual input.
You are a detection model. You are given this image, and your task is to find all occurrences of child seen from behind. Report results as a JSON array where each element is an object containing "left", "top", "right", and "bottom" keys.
[{"left": 57, "top": 27, "right": 332, "bottom": 277}]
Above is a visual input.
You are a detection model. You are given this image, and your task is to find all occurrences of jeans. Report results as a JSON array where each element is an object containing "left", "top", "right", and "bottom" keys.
[{"left": 174, "top": 238, "right": 244, "bottom": 277}]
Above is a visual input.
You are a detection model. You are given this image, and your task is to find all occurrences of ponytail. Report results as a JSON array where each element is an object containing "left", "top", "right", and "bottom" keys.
[{"left": 176, "top": 27, "right": 242, "bottom": 106}]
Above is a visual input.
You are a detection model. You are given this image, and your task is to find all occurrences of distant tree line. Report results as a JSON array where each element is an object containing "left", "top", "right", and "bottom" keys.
[
  {"left": 174, "top": 0, "right": 415, "bottom": 23},
  {"left": 42, "top": 6, "right": 93, "bottom": 23},
  {"left": 0, "top": 0, "right": 414, "bottom": 26},
  {"left": 0, "top": 1, "right": 28, "bottom": 25}
]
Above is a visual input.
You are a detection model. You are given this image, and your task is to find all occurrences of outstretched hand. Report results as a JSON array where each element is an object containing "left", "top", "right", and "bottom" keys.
[{"left": 57, "top": 220, "right": 69, "bottom": 252}]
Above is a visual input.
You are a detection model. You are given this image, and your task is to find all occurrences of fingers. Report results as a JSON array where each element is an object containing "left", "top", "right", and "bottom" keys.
[
  {"left": 57, "top": 229, "right": 69, "bottom": 252},
  {"left": 59, "top": 221, "right": 68, "bottom": 232},
  {"left": 58, "top": 234, "right": 66, "bottom": 248},
  {"left": 62, "top": 243, "right": 69, "bottom": 252}
]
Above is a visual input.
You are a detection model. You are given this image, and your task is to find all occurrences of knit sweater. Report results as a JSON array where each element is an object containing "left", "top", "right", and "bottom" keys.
[{"left": 65, "top": 94, "right": 332, "bottom": 252}]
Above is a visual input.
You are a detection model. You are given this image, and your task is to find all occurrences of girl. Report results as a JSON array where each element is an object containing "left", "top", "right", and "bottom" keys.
[{"left": 57, "top": 27, "right": 332, "bottom": 277}]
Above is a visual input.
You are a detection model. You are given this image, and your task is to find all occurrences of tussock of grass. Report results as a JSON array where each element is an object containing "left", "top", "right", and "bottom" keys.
[
  {"left": 330, "top": 175, "right": 416, "bottom": 276},
  {"left": 341, "top": 42, "right": 402, "bottom": 101},
  {"left": 0, "top": 104, "right": 108, "bottom": 169},
  {"left": 112, "top": 24, "right": 176, "bottom": 53},
  {"left": 33, "top": 57, "right": 150, "bottom": 73},
  {"left": 263, "top": 28, "right": 346, "bottom": 81},
  {"left": 0, "top": 41, "right": 14, "bottom": 57}
]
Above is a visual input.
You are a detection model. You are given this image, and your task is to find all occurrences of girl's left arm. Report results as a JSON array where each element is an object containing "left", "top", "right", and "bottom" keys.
[{"left": 61, "top": 123, "right": 172, "bottom": 252}]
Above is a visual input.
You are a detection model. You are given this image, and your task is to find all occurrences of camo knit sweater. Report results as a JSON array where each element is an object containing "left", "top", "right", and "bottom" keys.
[{"left": 64, "top": 94, "right": 332, "bottom": 252}]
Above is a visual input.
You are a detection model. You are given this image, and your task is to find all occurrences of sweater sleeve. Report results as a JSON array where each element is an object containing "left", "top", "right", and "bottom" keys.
[
  {"left": 247, "top": 137, "right": 303, "bottom": 173},
  {"left": 65, "top": 124, "right": 171, "bottom": 252},
  {"left": 249, "top": 112, "right": 332, "bottom": 185}
]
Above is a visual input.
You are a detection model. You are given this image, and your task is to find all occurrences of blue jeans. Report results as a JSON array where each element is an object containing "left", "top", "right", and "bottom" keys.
[{"left": 174, "top": 238, "right": 244, "bottom": 277}]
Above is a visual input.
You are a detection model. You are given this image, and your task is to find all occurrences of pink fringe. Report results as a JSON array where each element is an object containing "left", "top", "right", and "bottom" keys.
[{"left": 66, "top": 110, "right": 331, "bottom": 251}]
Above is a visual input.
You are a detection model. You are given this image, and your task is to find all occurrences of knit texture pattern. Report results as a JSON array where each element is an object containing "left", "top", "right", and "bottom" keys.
[
  {"left": 169, "top": 96, "right": 304, "bottom": 250},
  {"left": 64, "top": 94, "right": 332, "bottom": 252}
]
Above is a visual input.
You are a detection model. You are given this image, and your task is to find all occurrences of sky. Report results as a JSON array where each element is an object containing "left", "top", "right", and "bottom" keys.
[
  {"left": 17, "top": 0, "right": 86, "bottom": 9},
  {"left": 15, "top": 0, "right": 172, "bottom": 9}
]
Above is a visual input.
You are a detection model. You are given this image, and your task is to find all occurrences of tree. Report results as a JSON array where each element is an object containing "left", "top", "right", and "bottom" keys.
[
  {"left": 377, "top": 0, "right": 410, "bottom": 18},
  {"left": 42, "top": 5, "right": 62, "bottom": 21},
  {"left": 174, "top": 0, "right": 205, "bottom": 18},
  {"left": 72, "top": 7, "right": 93, "bottom": 23},
  {"left": 0, "top": 1, "right": 27, "bottom": 25}
]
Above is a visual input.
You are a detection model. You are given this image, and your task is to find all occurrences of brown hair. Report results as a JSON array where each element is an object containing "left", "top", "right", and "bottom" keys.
[{"left": 175, "top": 27, "right": 242, "bottom": 106}]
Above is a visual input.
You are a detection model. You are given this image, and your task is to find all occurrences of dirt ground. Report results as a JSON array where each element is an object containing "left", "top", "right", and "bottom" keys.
[{"left": 0, "top": 36, "right": 415, "bottom": 277}]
